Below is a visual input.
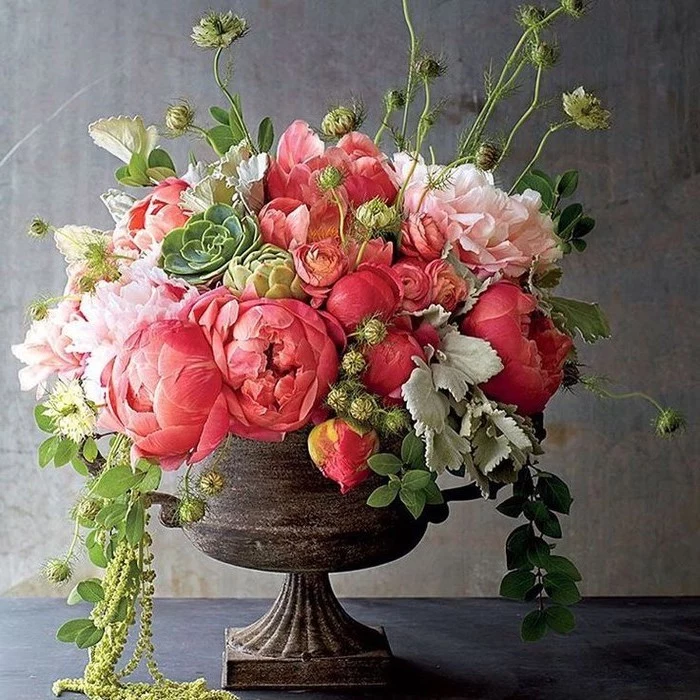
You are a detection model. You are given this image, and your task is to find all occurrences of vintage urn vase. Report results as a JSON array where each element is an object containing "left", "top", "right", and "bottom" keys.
[{"left": 155, "top": 429, "right": 463, "bottom": 690}]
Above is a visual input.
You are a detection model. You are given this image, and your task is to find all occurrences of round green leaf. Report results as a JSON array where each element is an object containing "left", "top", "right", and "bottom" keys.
[
  {"left": 545, "top": 555, "right": 582, "bottom": 582},
  {"left": 521, "top": 609, "right": 547, "bottom": 642},
  {"left": 56, "top": 618, "right": 94, "bottom": 643},
  {"left": 400, "top": 432, "right": 425, "bottom": 470},
  {"left": 399, "top": 487, "right": 426, "bottom": 519},
  {"left": 500, "top": 570, "right": 536, "bottom": 601},
  {"left": 94, "top": 466, "right": 145, "bottom": 499},
  {"left": 34, "top": 405, "right": 56, "bottom": 433},
  {"left": 38, "top": 436, "right": 60, "bottom": 468},
  {"left": 401, "top": 469, "right": 431, "bottom": 491},
  {"left": 77, "top": 580, "right": 104, "bottom": 603},
  {"left": 545, "top": 605, "right": 576, "bottom": 634},
  {"left": 367, "top": 484, "right": 399, "bottom": 508},
  {"left": 53, "top": 439, "right": 79, "bottom": 467},
  {"left": 543, "top": 573, "right": 581, "bottom": 605},
  {"left": 367, "top": 453, "right": 403, "bottom": 476},
  {"left": 75, "top": 624, "right": 104, "bottom": 649}
]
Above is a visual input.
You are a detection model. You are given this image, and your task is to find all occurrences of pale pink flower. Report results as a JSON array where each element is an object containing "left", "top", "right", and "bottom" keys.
[
  {"left": 12, "top": 299, "right": 85, "bottom": 396},
  {"left": 259, "top": 197, "right": 310, "bottom": 250},
  {"left": 64, "top": 258, "right": 199, "bottom": 402}
]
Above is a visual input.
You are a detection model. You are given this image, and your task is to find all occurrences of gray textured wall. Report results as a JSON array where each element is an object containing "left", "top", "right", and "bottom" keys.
[{"left": 1, "top": 0, "right": 697, "bottom": 598}]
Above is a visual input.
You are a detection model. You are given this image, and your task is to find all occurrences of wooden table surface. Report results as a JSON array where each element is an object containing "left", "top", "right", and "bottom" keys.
[{"left": 1, "top": 597, "right": 698, "bottom": 699}]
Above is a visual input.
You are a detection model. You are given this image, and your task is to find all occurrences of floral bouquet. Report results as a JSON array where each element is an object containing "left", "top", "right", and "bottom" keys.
[{"left": 13, "top": 2, "right": 683, "bottom": 698}]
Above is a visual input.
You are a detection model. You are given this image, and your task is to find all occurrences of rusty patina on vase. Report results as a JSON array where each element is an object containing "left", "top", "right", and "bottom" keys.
[{"left": 177, "top": 430, "right": 428, "bottom": 689}]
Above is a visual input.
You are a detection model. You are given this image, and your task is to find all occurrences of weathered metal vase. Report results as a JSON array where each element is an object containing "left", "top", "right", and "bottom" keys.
[{"left": 157, "top": 429, "right": 437, "bottom": 689}]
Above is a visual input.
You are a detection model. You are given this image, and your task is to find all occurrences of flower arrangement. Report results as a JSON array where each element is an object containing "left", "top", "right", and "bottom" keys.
[{"left": 13, "top": 2, "right": 684, "bottom": 698}]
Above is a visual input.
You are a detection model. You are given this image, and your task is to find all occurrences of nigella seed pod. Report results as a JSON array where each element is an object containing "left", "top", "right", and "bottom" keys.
[
  {"left": 198, "top": 469, "right": 225, "bottom": 496},
  {"left": 349, "top": 395, "right": 378, "bottom": 423},
  {"left": 475, "top": 142, "right": 502, "bottom": 171},
  {"left": 164, "top": 101, "right": 196, "bottom": 136},
  {"left": 516, "top": 4, "right": 546, "bottom": 28},
  {"left": 341, "top": 350, "right": 367, "bottom": 376},
  {"left": 27, "top": 216, "right": 51, "bottom": 239},
  {"left": 316, "top": 165, "right": 344, "bottom": 191},
  {"left": 178, "top": 497, "right": 206, "bottom": 524},
  {"left": 384, "top": 89, "right": 406, "bottom": 111},
  {"left": 654, "top": 408, "right": 686, "bottom": 438},
  {"left": 327, "top": 386, "right": 351, "bottom": 413},
  {"left": 561, "top": 0, "right": 587, "bottom": 18},
  {"left": 321, "top": 107, "right": 357, "bottom": 139},
  {"left": 43, "top": 558, "right": 72, "bottom": 585},
  {"left": 529, "top": 40, "right": 560, "bottom": 69},
  {"left": 356, "top": 318, "right": 388, "bottom": 346},
  {"left": 414, "top": 54, "right": 447, "bottom": 81}
]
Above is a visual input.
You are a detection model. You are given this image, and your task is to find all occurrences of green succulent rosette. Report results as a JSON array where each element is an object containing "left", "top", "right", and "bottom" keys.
[
  {"left": 223, "top": 243, "right": 306, "bottom": 300},
  {"left": 160, "top": 203, "right": 260, "bottom": 285}
]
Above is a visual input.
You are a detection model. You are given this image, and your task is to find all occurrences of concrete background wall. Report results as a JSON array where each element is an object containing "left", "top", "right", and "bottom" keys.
[{"left": 1, "top": 0, "right": 697, "bottom": 598}]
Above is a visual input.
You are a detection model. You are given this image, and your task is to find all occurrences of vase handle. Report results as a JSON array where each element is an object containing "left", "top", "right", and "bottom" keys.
[{"left": 148, "top": 492, "right": 181, "bottom": 528}]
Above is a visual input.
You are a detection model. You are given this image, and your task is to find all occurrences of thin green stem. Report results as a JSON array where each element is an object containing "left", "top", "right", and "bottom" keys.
[
  {"left": 497, "top": 63, "right": 543, "bottom": 168},
  {"left": 213, "top": 47, "right": 256, "bottom": 154},
  {"left": 374, "top": 103, "right": 392, "bottom": 145},
  {"left": 509, "top": 121, "right": 572, "bottom": 194},
  {"left": 589, "top": 388, "right": 665, "bottom": 414},
  {"left": 400, "top": 0, "right": 418, "bottom": 141},
  {"left": 331, "top": 189, "right": 347, "bottom": 246}
]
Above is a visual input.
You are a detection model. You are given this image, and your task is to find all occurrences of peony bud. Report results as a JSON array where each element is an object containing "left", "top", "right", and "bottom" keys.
[
  {"left": 321, "top": 107, "right": 357, "bottom": 139},
  {"left": 165, "top": 100, "right": 196, "bottom": 136},
  {"left": 178, "top": 497, "right": 206, "bottom": 524},
  {"left": 43, "top": 558, "right": 72, "bottom": 585},
  {"left": 316, "top": 165, "right": 345, "bottom": 191},
  {"left": 198, "top": 469, "right": 225, "bottom": 496},
  {"left": 191, "top": 11, "right": 248, "bottom": 49},
  {"left": 308, "top": 418, "right": 379, "bottom": 494},
  {"left": 341, "top": 350, "right": 366, "bottom": 376}
]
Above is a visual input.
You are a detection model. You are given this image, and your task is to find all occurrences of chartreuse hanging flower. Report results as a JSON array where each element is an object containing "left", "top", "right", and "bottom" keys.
[
  {"left": 160, "top": 203, "right": 261, "bottom": 285},
  {"left": 223, "top": 244, "right": 306, "bottom": 299},
  {"left": 191, "top": 11, "right": 248, "bottom": 49},
  {"left": 43, "top": 558, "right": 73, "bottom": 585}
]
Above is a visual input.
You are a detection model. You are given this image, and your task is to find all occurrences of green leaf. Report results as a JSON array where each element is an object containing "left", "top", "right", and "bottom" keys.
[
  {"left": 128, "top": 152, "right": 149, "bottom": 184},
  {"left": 571, "top": 238, "right": 587, "bottom": 252},
  {"left": 38, "top": 436, "right": 60, "bottom": 468},
  {"left": 75, "top": 623, "right": 104, "bottom": 649},
  {"left": 134, "top": 462, "right": 161, "bottom": 493},
  {"left": 34, "top": 405, "right": 56, "bottom": 433},
  {"left": 399, "top": 488, "right": 426, "bottom": 519},
  {"left": 423, "top": 479, "right": 444, "bottom": 505},
  {"left": 207, "top": 125, "right": 235, "bottom": 156},
  {"left": 521, "top": 609, "right": 548, "bottom": 641},
  {"left": 500, "top": 570, "right": 536, "bottom": 600},
  {"left": 228, "top": 107, "right": 246, "bottom": 144},
  {"left": 556, "top": 170, "right": 579, "bottom": 198},
  {"left": 545, "top": 604, "right": 576, "bottom": 634},
  {"left": 401, "top": 469, "right": 431, "bottom": 491},
  {"left": 525, "top": 503, "right": 562, "bottom": 539},
  {"left": 56, "top": 618, "right": 94, "bottom": 643},
  {"left": 543, "top": 573, "right": 582, "bottom": 605},
  {"left": 549, "top": 296, "right": 611, "bottom": 343},
  {"left": 527, "top": 538, "right": 551, "bottom": 568},
  {"left": 537, "top": 475, "right": 573, "bottom": 515},
  {"left": 545, "top": 555, "right": 582, "bottom": 582},
  {"left": 125, "top": 500, "right": 145, "bottom": 546},
  {"left": 367, "top": 483, "right": 400, "bottom": 508},
  {"left": 111, "top": 597, "right": 129, "bottom": 623},
  {"left": 87, "top": 542, "right": 107, "bottom": 569},
  {"left": 53, "top": 439, "right": 79, "bottom": 467},
  {"left": 96, "top": 502, "right": 128, "bottom": 529},
  {"left": 83, "top": 437, "right": 99, "bottom": 463},
  {"left": 115, "top": 165, "right": 130, "bottom": 183},
  {"left": 209, "top": 106, "right": 230, "bottom": 125},
  {"left": 573, "top": 215, "right": 595, "bottom": 238},
  {"left": 367, "top": 453, "right": 403, "bottom": 476},
  {"left": 93, "top": 466, "right": 145, "bottom": 499},
  {"left": 147, "top": 148, "right": 175, "bottom": 172},
  {"left": 71, "top": 456, "right": 89, "bottom": 476},
  {"left": 506, "top": 523, "right": 535, "bottom": 570},
  {"left": 524, "top": 583, "right": 543, "bottom": 602},
  {"left": 146, "top": 166, "right": 176, "bottom": 182},
  {"left": 496, "top": 495, "right": 525, "bottom": 518},
  {"left": 557, "top": 203, "right": 583, "bottom": 239},
  {"left": 77, "top": 580, "right": 104, "bottom": 603},
  {"left": 257, "top": 116, "right": 274, "bottom": 152},
  {"left": 401, "top": 432, "right": 426, "bottom": 470}
]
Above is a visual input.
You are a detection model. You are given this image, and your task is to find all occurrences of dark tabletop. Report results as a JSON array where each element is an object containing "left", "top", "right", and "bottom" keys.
[{"left": 1, "top": 598, "right": 699, "bottom": 700}]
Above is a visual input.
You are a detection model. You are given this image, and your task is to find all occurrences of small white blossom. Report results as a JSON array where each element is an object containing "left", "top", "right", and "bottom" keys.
[{"left": 43, "top": 379, "right": 96, "bottom": 443}]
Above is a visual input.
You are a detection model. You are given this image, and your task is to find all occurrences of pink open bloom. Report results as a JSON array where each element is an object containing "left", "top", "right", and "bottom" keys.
[
  {"left": 188, "top": 288, "right": 343, "bottom": 441},
  {"left": 259, "top": 197, "right": 310, "bottom": 250},
  {"left": 99, "top": 319, "right": 232, "bottom": 470},
  {"left": 393, "top": 155, "right": 561, "bottom": 279},
  {"left": 113, "top": 177, "right": 191, "bottom": 255},
  {"left": 12, "top": 299, "right": 86, "bottom": 396}
]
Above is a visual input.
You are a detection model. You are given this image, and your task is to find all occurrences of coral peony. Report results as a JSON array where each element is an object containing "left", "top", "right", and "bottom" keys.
[
  {"left": 308, "top": 418, "right": 379, "bottom": 494},
  {"left": 325, "top": 263, "right": 403, "bottom": 331},
  {"left": 399, "top": 212, "right": 450, "bottom": 262},
  {"left": 99, "top": 319, "right": 232, "bottom": 470},
  {"left": 392, "top": 259, "right": 432, "bottom": 313},
  {"left": 425, "top": 259, "right": 470, "bottom": 312},
  {"left": 113, "top": 177, "right": 190, "bottom": 254},
  {"left": 461, "top": 282, "right": 573, "bottom": 414},
  {"left": 188, "top": 288, "right": 343, "bottom": 441},
  {"left": 362, "top": 328, "right": 426, "bottom": 403},
  {"left": 259, "top": 197, "right": 310, "bottom": 250},
  {"left": 12, "top": 299, "right": 85, "bottom": 395}
]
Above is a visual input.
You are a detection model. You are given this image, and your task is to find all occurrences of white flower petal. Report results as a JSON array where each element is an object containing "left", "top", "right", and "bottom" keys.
[{"left": 88, "top": 116, "right": 158, "bottom": 163}]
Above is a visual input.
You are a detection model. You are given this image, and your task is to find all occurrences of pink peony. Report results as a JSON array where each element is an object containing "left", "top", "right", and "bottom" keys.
[
  {"left": 63, "top": 258, "right": 198, "bottom": 402},
  {"left": 99, "top": 319, "right": 232, "bottom": 470},
  {"left": 325, "top": 263, "right": 403, "bottom": 331},
  {"left": 259, "top": 197, "right": 310, "bottom": 250},
  {"left": 113, "top": 177, "right": 190, "bottom": 255},
  {"left": 12, "top": 299, "right": 85, "bottom": 395},
  {"left": 400, "top": 212, "right": 450, "bottom": 262},
  {"left": 425, "top": 259, "right": 470, "bottom": 312},
  {"left": 188, "top": 288, "right": 343, "bottom": 441},
  {"left": 393, "top": 155, "right": 561, "bottom": 279},
  {"left": 392, "top": 259, "right": 432, "bottom": 313},
  {"left": 348, "top": 238, "right": 394, "bottom": 267}
]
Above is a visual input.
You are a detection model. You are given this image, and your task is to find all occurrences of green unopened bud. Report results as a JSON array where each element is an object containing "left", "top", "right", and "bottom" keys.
[
  {"left": 327, "top": 386, "right": 351, "bottom": 413},
  {"left": 355, "top": 198, "right": 397, "bottom": 232},
  {"left": 27, "top": 216, "right": 51, "bottom": 239},
  {"left": 560, "top": 0, "right": 587, "bottom": 18},
  {"left": 77, "top": 499, "right": 102, "bottom": 521},
  {"left": 384, "top": 89, "right": 406, "bottom": 112},
  {"left": 26, "top": 297, "right": 51, "bottom": 322},
  {"left": 198, "top": 469, "right": 225, "bottom": 496},
  {"left": 563, "top": 87, "right": 611, "bottom": 130},
  {"left": 341, "top": 350, "right": 366, "bottom": 376},
  {"left": 178, "top": 497, "right": 206, "bottom": 524},
  {"left": 43, "top": 558, "right": 72, "bottom": 585},
  {"left": 654, "top": 408, "right": 686, "bottom": 438},
  {"left": 321, "top": 107, "right": 357, "bottom": 139},
  {"left": 414, "top": 54, "right": 447, "bottom": 81},
  {"left": 191, "top": 11, "right": 248, "bottom": 49},
  {"left": 356, "top": 317, "right": 387, "bottom": 346},
  {"left": 349, "top": 395, "right": 378, "bottom": 423},
  {"left": 475, "top": 142, "right": 502, "bottom": 171},
  {"left": 316, "top": 165, "right": 344, "bottom": 191},
  {"left": 529, "top": 40, "right": 559, "bottom": 69},
  {"left": 382, "top": 409, "right": 410, "bottom": 435},
  {"left": 165, "top": 101, "right": 196, "bottom": 136},
  {"left": 516, "top": 5, "right": 546, "bottom": 28}
]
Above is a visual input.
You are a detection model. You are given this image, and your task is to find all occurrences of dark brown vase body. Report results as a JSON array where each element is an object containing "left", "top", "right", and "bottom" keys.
[{"left": 176, "top": 430, "right": 429, "bottom": 689}]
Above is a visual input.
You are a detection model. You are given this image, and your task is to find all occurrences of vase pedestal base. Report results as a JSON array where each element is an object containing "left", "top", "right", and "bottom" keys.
[{"left": 221, "top": 572, "right": 393, "bottom": 689}]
